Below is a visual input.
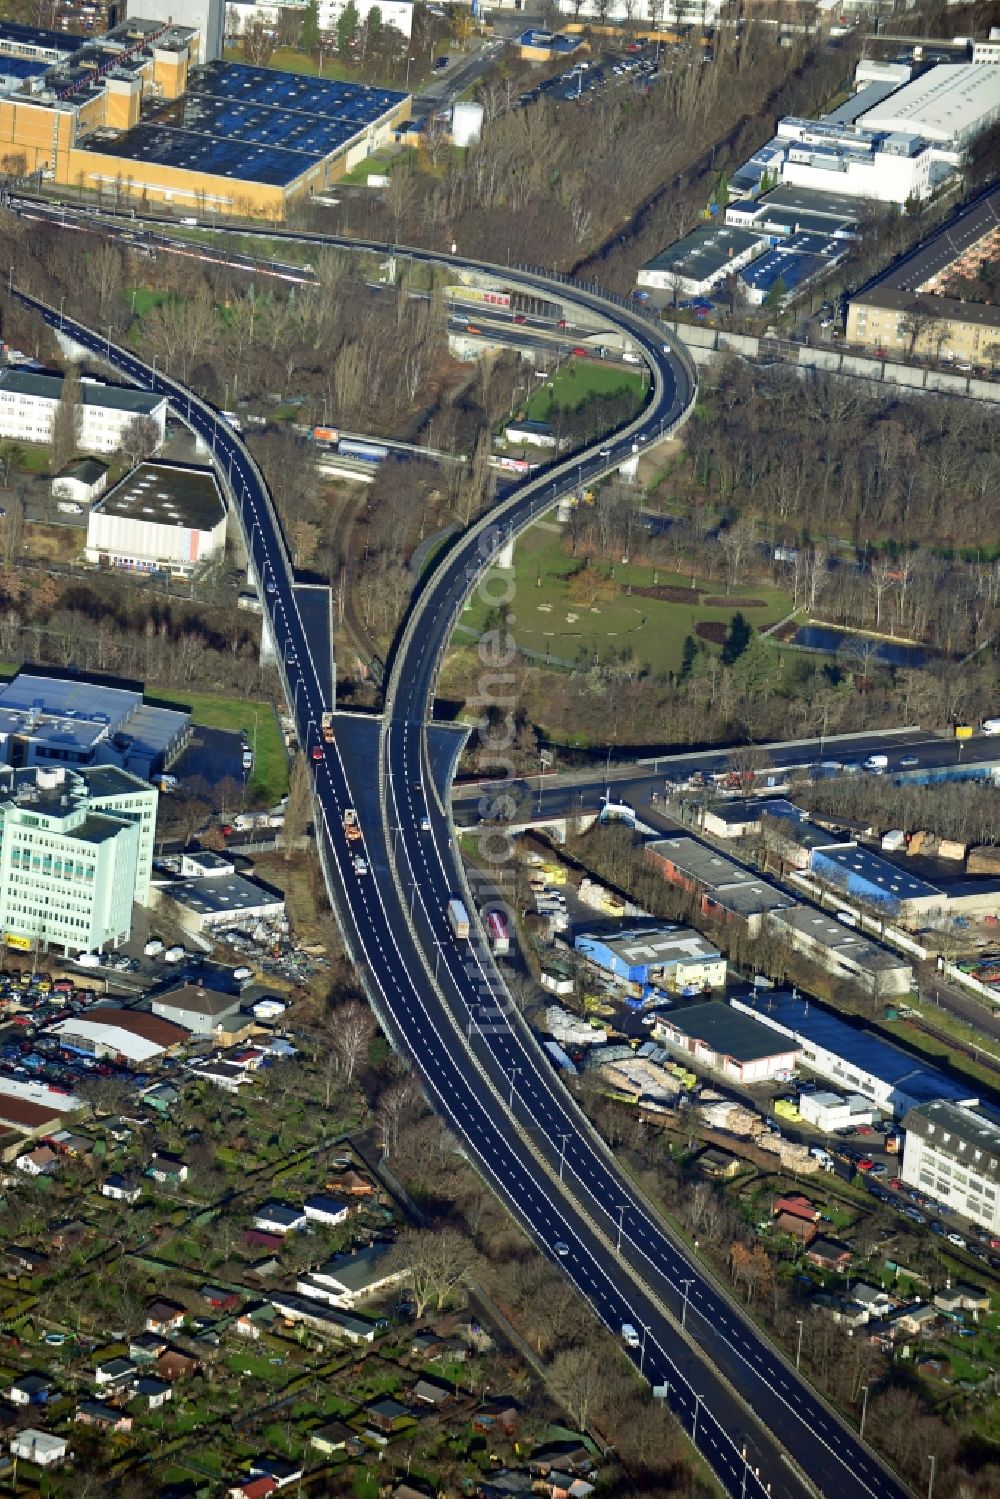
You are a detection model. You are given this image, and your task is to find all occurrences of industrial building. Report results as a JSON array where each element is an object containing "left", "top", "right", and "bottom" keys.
[
  {"left": 0, "top": 18, "right": 409, "bottom": 220},
  {"left": 809, "top": 845, "right": 942, "bottom": 923},
  {"left": 798, "top": 1089, "right": 875, "bottom": 1132},
  {"left": 698, "top": 797, "right": 802, "bottom": 841},
  {"left": 0, "top": 369, "right": 167, "bottom": 456},
  {"left": 0, "top": 670, "right": 189, "bottom": 781},
  {"left": 900, "top": 1100, "right": 1000, "bottom": 1234},
  {"left": 86, "top": 461, "right": 227, "bottom": 575},
  {"left": 636, "top": 226, "right": 765, "bottom": 299},
  {"left": 734, "top": 992, "right": 979, "bottom": 1117},
  {"left": 644, "top": 836, "right": 795, "bottom": 937},
  {"left": 859, "top": 65, "right": 1000, "bottom": 153},
  {"left": 739, "top": 234, "right": 848, "bottom": 306},
  {"left": 653, "top": 1000, "right": 800, "bottom": 1085},
  {"left": 154, "top": 868, "right": 285, "bottom": 936},
  {"left": 767, "top": 907, "right": 914, "bottom": 997},
  {"left": 0, "top": 764, "right": 157, "bottom": 954},
  {"left": 573, "top": 925, "right": 726, "bottom": 994},
  {"left": 52, "top": 1005, "right": 189, "bottom": 1062},
  {"left": 725, "top": 185, "right": 861, "bottom": 238}
]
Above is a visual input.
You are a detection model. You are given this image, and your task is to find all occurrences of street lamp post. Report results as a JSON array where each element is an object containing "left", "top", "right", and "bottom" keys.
[
  {"left": 616, "top": 1204, "right": 625, "bottom": 1253},
  {"left": 508, "top": 1065, "right": 519, "bottom": 1109},
  {"left": 692, "top": 1392, "right": 703, "bottom": 1446},
  {"left": 639, "top": 1322, "right": 649, "bottom": 1377},
  {"left": 795, "top": 1318, "right": 804, "bottom": 1371},
  {"left": 557, "top": 1133, "right": 569, "bottom": 1182},
  {"left": 927, "top": 1455, "right": 936, "bottom": 1499},
  {"left": 681, "top": 1278, "right": 694, "bottom": 1330},
  {"left": 860, "top": 1384, "right": 869, "bottom": 1441},
  {"left": 741, "top": 1445, "right": 749, "bottom": 1499}
]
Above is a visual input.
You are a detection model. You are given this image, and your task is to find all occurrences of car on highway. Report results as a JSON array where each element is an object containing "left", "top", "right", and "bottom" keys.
[
  {"left": 353, "top": 855, "right": 369, "bottom": 876},
  {"left": 513, "top": 313, "right": 526, "bottom": 323},
  {"left": 898, "top": 755, "right": 919, "bottom": 766},
  {"left": 420, "top": 814, "right": 431, "bottom": 831},
  {"left": 310, "top": 745, "right": 323, "bottom": 762},
  {"left": 869, "top": 1163, "right": 886, "bottom": 1176},
  {"left": 570, "top": 346, "right": 588, "bottom": 357},
  {"left": 553, "top": 1240, "right": 569, "bottom": 1257},
  {"left": 265, "top": 578, "right": 276, "bottom": 594}
]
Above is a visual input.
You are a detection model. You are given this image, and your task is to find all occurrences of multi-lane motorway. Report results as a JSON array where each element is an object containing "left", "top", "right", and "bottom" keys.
[{"left": 11, "top": 218, "right": 914, "bottom": 1499}]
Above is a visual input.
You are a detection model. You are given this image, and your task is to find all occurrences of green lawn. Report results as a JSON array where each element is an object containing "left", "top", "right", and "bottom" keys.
[
  {"left": 341, "top": 148, "right": 416, "bottom": 185},
  {"left": 149, "top": 688, "right": 287, "bottom": 804},
  {"left": 223, "top": 44, "right": 354, "bottom": 80},
  {"left": 458, "top": 519, "right": 793, "bottom": 677},
  {"left": 125, "top": 286, "right": 171, "bottom": 317},
  {"left": 523, "top": 360, "right": 646, "bottom": 423}
]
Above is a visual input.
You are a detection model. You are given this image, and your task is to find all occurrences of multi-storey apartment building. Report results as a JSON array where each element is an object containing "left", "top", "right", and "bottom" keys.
[{"left": 901, "top": 1100, "right": 1000, "bottom": 1235}]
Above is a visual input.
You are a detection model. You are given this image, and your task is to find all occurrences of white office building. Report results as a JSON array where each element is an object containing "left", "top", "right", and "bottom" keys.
[
  {"left": 551, "top": 0, "right": 726, "bottom": 24},
  {"left": 86, "top": 462, "right": 227, "bottom": 576},
  {"left": 318, "top": 0, "right": 413, "bottom": 39},
  {"left": 776, "top": 118, "right": 936, "bottom": 204},
  {"left": 0, "top": 369, "right": 167, "bottom": 456},
  {"left": 0, "top": 764, "right": 158, "bottom": 954},
  {"left": 901, "top": 1100, "right": 1000, "bottom": 1234}
]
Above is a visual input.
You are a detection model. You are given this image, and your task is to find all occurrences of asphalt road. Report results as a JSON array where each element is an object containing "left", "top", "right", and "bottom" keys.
[
  {"left": 16, "top": 226, "right": 914, "bottom": 1499},
  {"left": 452, "top": 727, "right": 1000, "bottom": 826}
]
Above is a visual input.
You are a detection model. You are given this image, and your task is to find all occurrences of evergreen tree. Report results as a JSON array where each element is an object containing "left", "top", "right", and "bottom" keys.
[
  {"left": 301, "top": 0, "right": 320, "bottom": 52},
  {"left": 337, "top": 0, "right": 359, "bottom": 55}
]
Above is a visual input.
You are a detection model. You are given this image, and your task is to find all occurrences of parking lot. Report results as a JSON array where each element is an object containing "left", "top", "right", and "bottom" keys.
[{"left": 517, "top": 41, "right": 702, "bottom": 110}]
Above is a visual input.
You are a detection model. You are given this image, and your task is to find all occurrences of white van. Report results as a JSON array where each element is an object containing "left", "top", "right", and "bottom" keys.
[
  {"left": 863, "top": 754, "right": 888, "bottom": 773},
  {"left": 981, "top": 719, "right": 1000, "bottom": 736},
  {"left": 621, "top": 1323, "right": 641, "bottom": 1348}
]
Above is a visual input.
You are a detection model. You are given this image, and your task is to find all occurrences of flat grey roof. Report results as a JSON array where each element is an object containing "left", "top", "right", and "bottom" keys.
[
  {"left": 642, "top": 225, "right": 760, "bottom": 279},
  {"left": 770, "top": 906, "right": 910, "bottom": 971},
  {"left": 167, "top": 873, "right": 284, "bottom": 917},
  {"left": 94, "top": 462, "right": 225, "bottom": 533},
  {"left": 756, "top": 184, "right": 866, "bottom": 222},
  {"left": 647, "top": 836, "right": 755, "bottom": 886},
  {"left": 663, "top": 1000, "right": 799, "bottom": 1062}
]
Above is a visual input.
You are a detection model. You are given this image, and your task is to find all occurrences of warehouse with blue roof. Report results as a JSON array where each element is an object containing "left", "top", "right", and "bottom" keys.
[
  {"left": 810, "top": 845, "right": 943, "bottom": 920},
  {"left": 733, "top": 992, "right": 978, "bottom": 1117}
]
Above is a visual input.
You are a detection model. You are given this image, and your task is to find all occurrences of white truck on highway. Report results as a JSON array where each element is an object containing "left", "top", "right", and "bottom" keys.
[{"left": 447, "top": 898, "right": 470, "bottom": 939}]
